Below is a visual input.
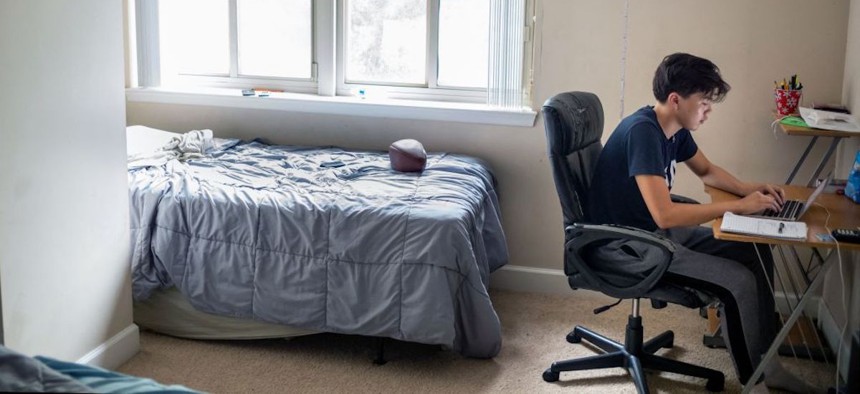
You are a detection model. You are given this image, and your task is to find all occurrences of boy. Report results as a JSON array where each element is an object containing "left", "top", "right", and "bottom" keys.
[{"left": 586, "top": 53, "right": 816, "bottom": 392}]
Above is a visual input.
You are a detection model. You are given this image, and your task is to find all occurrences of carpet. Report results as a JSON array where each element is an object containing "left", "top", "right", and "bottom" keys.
[{"left": 118, "top": 289, "right": 836, "bottom": 393}]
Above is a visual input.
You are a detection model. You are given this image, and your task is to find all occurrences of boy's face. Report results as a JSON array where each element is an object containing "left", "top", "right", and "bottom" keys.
[{"left": 675, "top": 92, "right": 713, "bottom": 131}]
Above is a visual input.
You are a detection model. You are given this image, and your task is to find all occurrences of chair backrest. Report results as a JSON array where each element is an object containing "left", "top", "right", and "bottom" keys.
[{"left": 542, "top": 92, "right": 604, "bottom": 228}]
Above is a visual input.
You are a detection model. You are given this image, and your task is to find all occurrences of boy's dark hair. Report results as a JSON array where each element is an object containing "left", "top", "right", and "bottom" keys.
[{"left": 652, "top": 53, "right": 730, "bottom": 103}]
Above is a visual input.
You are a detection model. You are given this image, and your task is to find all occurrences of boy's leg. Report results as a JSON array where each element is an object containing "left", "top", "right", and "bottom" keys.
[
  {"left": 661, "top": 226, "right": 777, "bottom": 350},
  {"left": 658, "top": 226, "right": 774, "bottom": 384},
  {"left": 662, "top": 227, "right": 819, "bottom": 393}
]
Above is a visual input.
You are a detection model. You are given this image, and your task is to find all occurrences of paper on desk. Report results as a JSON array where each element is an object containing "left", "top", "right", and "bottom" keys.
[
  {"left": 720, "top": 212, "right": 807, "bottom": 240},
  {"left": 799, "top": 107, "right": 860, "bottom": 132}
]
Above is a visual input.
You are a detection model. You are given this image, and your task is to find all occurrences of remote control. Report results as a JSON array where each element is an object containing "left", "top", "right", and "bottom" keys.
[{"left": 831, "top": 228, "right": 860, "bottom": 243}]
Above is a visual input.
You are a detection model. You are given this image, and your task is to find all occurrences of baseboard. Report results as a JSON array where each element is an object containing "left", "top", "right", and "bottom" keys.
[
  {"left": 773, "top": 291, "right": 821, "bottom": 316},
  {"left": 489, "top": 264, "right": 615, "bottom": 303},
  {"left": 76, "top": 324, "right": 140, "bottom": 370}
]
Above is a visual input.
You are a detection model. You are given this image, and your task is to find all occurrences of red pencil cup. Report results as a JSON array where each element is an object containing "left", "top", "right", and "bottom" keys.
[{"left": 775, "top": 89, "right": 802, "bottom": 116}]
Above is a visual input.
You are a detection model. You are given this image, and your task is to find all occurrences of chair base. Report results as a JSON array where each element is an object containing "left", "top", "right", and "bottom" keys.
[{"left": 543, "top": 315, "right": 725, "bottom": 393}]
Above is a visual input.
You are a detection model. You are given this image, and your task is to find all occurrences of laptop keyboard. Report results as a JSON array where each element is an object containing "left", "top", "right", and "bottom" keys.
[{"left": 761, "top": 199, "right": 803, "bottom": 220}]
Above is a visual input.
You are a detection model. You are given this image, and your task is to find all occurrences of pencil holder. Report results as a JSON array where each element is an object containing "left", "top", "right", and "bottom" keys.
[{"left": 774, "top": 88, "right": 802, "bottom": 116}]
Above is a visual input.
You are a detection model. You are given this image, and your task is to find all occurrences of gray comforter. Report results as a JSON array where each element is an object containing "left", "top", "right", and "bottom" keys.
[{"left": 129, "top": 136, "right": 508, "bottom": 357}]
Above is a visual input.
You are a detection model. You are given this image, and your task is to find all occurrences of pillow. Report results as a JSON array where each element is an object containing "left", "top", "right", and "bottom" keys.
[
  {"left": 388, "top": 139, "right": 427, "bottom": 172},
  {"left": 126, "top": 126, "right": 181, "bottom": 156}
]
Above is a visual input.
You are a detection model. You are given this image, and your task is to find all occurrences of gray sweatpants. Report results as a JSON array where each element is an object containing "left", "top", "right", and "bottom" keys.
[{"left": 657, "top": 225, "right": 776, "bottom": 384}]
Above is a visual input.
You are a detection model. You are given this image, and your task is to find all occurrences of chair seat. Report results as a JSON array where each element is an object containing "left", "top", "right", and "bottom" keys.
[{"left": 568, "top": 273, "right": 709, "bottom": 309}]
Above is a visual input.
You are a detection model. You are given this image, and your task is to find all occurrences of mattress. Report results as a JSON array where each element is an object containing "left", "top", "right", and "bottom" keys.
[{"left": 127, "top": 126, "right": 508, "bottom": 357}]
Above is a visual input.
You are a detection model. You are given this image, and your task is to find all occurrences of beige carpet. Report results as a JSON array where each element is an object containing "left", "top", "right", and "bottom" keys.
[{"left": 118, "top": 289, "right": 836, "bottom": 393}]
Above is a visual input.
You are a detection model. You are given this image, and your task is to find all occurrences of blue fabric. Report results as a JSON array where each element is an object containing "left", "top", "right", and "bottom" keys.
[
  {"left": 35, "top": 356, "right": 200, "bottom": 394},
  {"left": 587, "top": 106, "right": 698, "bottom": 231},
  {"left": 0, "top": 346, "right": 91, "bottom": 393}
]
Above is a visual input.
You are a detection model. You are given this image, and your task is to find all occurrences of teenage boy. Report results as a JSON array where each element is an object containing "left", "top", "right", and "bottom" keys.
[{"left": 586, "top": 53, "right": 816, "bottom": 392}]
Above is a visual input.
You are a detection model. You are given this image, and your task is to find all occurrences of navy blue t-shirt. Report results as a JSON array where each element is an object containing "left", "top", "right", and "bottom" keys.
[{"left": 586, "top": 106, "right": 698, "bottom": 231}]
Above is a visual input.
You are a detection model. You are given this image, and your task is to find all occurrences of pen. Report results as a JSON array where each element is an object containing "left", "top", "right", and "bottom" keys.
[{"left": 778, "top": 223, "right": 785, "bottom": 233}]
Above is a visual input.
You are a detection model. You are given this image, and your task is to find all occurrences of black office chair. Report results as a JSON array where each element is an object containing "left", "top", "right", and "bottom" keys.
[{"left": 541, "top": 91, "right": 724, "bottom": 393}]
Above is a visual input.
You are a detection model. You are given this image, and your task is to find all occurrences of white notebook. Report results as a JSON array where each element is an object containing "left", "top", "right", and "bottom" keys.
[{"left": 720, "top": 212, "right": 807, "bottom": 240}]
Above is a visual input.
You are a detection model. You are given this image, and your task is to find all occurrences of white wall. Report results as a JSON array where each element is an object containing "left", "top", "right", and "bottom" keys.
[
  {"left": 0, "top": 0, "right": 136, "bottom": 364},
  {"left": 838, "top": 0, "right": 860, "bottom": 178},
  {"left": 823, "top": 0, "right": 860, "bottom": 378}
]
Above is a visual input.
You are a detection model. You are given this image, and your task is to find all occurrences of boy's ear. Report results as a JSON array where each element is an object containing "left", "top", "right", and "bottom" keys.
[{"left": 667, "top": 92, "right": 681, "bottom": 109}]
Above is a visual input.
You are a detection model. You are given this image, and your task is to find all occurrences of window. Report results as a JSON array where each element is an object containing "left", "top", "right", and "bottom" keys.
[{"left": 132, "top": 0, "right": 532, "bottom": 109}]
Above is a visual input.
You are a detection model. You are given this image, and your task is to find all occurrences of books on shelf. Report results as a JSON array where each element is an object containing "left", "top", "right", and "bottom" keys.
[{"left": 720, "top": 212, "right": 807, "bottom": 240}]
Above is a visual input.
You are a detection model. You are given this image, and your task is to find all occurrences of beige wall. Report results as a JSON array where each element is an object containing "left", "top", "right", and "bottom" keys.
[
  {"left": 0, "top": 0, "right": 134, "bottom": 361},
  {"left": 128, "top": 0, "right": 850, "bottom": 272}
]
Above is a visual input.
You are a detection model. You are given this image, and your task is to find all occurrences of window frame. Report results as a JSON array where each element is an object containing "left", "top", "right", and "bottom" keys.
[
  {"left": 126, "top": 0, "right": 537, "bottom": 127},
  {"left": 335, "top": 0, "right": 486, "bottom": 103},
  {"left": 137, "top": 0, "right": 320, "bottom": 94}
]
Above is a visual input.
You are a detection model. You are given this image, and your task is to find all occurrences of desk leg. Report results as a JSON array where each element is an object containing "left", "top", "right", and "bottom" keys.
[
  {"left": 786, "top": 136, "right": 818, "bottom": 185},
  {"left": 775, "top": 246, "right": 830, "bottom": 363},
  {"left": 806, "top": 137, "right": 843, "bottom": 187},
  {"left": 741, "top": 253, "right": 832, "bottom": 394}
]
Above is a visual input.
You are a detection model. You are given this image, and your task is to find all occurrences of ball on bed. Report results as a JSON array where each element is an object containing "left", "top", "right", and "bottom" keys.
[{"left": 388, "top": 139, "right": 427, "bottom": 172}]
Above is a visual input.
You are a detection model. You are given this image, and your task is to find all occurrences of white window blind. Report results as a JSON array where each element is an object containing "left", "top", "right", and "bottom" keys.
[{"left": 488, "top": 0, "right": 526, "bottom": 109}]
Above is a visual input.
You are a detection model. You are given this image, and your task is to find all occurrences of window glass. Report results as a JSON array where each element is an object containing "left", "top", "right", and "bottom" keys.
[
  {"left": 345, "top": 0, "right": 427, "bottom": 85},
  {"left": 159, "top": 0, "right": 230, "bottom": 77},
  {"left": 238, "top": 0, "right": 312, "bottom": 79},
  {"left": 437, "top": 0, "right": 488, "bottom": 88}
]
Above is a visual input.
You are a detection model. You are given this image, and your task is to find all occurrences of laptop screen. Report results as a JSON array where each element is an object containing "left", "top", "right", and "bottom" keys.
[{"left": 797, "top": 173, "right": 834, "bottom": 220}]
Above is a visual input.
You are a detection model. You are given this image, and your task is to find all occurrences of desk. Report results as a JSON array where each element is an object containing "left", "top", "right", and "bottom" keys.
[
  {"left": 778, "top": 120, "right": 858, "bottom": 187},
  {"left": 707, "top": 185, "right": 860, "bottom": 393}
]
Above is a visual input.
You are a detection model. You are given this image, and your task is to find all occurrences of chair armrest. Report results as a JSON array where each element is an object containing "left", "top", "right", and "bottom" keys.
[
  {"left": 563, "top": 223, "right": 675, "bottom": 299},
  {"left": 564, "top": 223, "right": 676, "bottom": 251},
  {"left": 670, "top": 194, "right": 700, "bottom": 204}
]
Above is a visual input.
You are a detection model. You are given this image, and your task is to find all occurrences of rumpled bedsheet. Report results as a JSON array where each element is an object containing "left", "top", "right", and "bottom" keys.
[{"left": 128, "top": 136, "right": 508, "bottom": 357}]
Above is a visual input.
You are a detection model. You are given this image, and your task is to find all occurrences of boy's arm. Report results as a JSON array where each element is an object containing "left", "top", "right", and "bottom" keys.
[
  {"left": 684, "top": 150, "right": 785, "bottom": 204},
  {"left": 636, "top": 173, "right": 783, "bottom": 229}
]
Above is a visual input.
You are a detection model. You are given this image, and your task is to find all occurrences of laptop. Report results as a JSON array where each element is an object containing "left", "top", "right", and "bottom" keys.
[{"left": 746, "top": 173, "right": 833, "bottom": 221}]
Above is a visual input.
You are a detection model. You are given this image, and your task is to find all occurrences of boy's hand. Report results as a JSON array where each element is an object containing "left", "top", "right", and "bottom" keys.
[
  {"left": 737, "top": 191, "right": 782, "bottom": 214},
  {"left": 745, "top": 183, "right": 785, "bottom": 206},
  {"left": 758, "top": 184, "right": 786, "bottom": 206}
]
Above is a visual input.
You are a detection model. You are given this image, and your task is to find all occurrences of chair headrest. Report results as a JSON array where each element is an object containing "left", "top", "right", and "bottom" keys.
[{"left": 542, "top": 92, "right": 604, "bottom": 155}]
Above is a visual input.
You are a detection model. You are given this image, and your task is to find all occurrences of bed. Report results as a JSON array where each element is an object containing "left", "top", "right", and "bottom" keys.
[{"left": 127, "top": 126, "right": 508, "bottom": 358}]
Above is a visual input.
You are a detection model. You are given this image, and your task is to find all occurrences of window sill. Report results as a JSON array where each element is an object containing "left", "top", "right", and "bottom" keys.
[{"left": 125, "top": 87, "right": 537, "bottom": 127}]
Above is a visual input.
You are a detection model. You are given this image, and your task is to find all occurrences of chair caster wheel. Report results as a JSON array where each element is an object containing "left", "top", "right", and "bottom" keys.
[
  {"left": 706, "top": 375, "right": 725, "bottom": 392},
  {"left": 542, "top": 369, "right": 559, "bottom": 382},
  {"left": 664, "top": 332, "right": 675, "bottom": 349},
  {"left": 566, "top": 331, "right": 581, "bottom": 344}
]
